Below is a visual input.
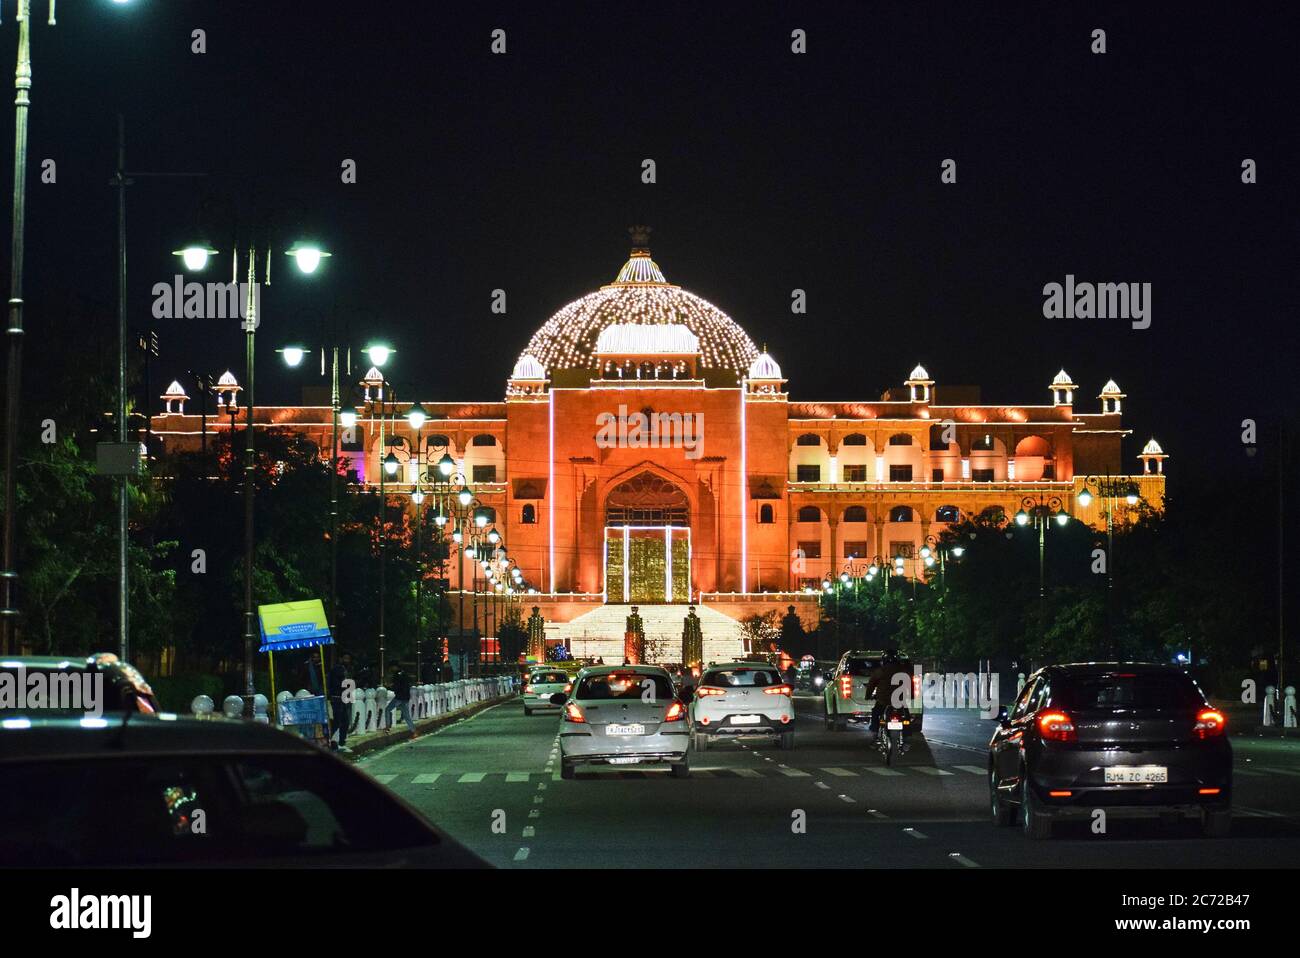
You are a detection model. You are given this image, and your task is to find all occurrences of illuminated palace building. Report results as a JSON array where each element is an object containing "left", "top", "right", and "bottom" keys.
[{"left": 151, "top": 239, "right": 1169, "bottom": 661}]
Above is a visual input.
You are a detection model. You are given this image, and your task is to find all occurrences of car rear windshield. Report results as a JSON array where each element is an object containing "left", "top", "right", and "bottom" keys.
[
  {"left": 576, "top": 672, "right": 675, "bottom": 701},
  {"left": 845, "top": 658, "right": 911, "bottom": 676},
  {"left": 701, "top": 668, "right": 782, "bottom": 688},
  {"left": 530, "top": 672, "right": 567, "bottom": 685},
  {"left": 1056, "top": 672, "right": 1205, "bottom": 710},
  {"left": 0, "top": 754, "right": 438, "bottom": 866}
]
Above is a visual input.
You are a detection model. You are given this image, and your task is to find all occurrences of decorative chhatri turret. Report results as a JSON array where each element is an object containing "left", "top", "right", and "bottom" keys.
[
  {"left": 1099, "top": 379, "right": 1125, "bottom": 414},
  {"left": 1051, "top": 368, "right": 1076, "bottom": 406},
  {"left": 161, "top": 380, "right": 188, "bottom": 413},
  {"left": 1139, "top": 437, "right": 1168, "bottom": 474},
  {"left": 905, "top": 363, "right": 934, "bottom": 403}
]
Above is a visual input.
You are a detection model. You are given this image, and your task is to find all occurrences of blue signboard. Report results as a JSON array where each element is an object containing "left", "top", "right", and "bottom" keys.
[{"left": 278, "top": 695, "right": 328, "bottom": 727}]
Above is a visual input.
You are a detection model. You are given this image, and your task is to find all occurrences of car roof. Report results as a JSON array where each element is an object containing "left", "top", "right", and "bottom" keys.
[
  {"left": 842, "top": 650, "right": 912, "bottom": 659},
  {"left": 2, "top": 655, "right": 95, "bottom": 669},
  {"left": 1039, "top": 662, "right": 1187, "bottom": 677},
  {"left": 575, "top": 664, "right": 671, "bottom": 677},
  {"left": 0, "top": 714, "right": 322, "bottom": 762},
  {"left": 702, "top": 662, "right": 782, "bottom": 671}
]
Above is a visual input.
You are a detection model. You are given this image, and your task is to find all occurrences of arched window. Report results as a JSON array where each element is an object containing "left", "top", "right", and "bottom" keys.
[
  {"left": 935, "top": 505, "right": 961, "bottom": 523},
  {"left": 478, "top": 506, "right": 497, "bottom": 524},
  {"left": 889, "top": 506, "right": 914, "bottom": 522},
  {"left": 426, "top": 433, "right": 450, "bottom": 451},
  {"left": 796, "top": 433, "right": 822, "bottom": 446},
  {"left": 797, "top": 506, "right": 821, "bottom": 523},
  {"left": 471, "top": 434, "right": 497, "bottom": 446},
  {"left": 521, "top": 504, "right": 536, "bottom": 524},
  {"left": 758, "top": 503, "right": 774, "bottom": 524},
  {"left": 843, "top": 505, "right": 868, "bottom": 522},
  {"left": 842, "top": 433, "right": 868, "bottom": 446},
  {"left": 972, "top": 434, "right": 996, "bottom": 451},
  {"left": 888, "top": 433, "right": 913, "bottom": 446}
]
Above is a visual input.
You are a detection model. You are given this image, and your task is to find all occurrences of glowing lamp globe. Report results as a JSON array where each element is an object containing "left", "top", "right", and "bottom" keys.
[
  {"left": 281, "top": 346, "right": 305, "bottom": 367},
  {"left": 340, "top": 406, "right": 359, "bottom": 428}
]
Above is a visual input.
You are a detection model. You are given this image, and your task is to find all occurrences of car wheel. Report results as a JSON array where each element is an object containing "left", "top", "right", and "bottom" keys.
[
  {"left": 780, "top": 730, "right": 794, "bottom": 750},
  {"left": 671, "top": 757, "right": 691, "bottom": 779},
  {"left": 834, "top": 714, "right": 847, "bottom": 732},
  {"left": 695, "top": 731, "right": 710, "bottom": 752},
  {"left": 1201, "top": 806, "right": 1231, "bottom": 838},
  {"left": 560, "top": 762, "right": 576, "bottom": 780},
  {"left": 990, "top": 768, "right": 1014, "bottom": 826},
  {"left": 1020, "top": 777, "right": 1052, "bottom": 840},
  {"left": 523, "top": 707, "right": 533, "bottom": 716}
]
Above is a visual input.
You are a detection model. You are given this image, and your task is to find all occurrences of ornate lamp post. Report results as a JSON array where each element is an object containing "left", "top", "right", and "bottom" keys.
[{"left": 1076, "top": 477, "right": 1142, "bottom": 653}]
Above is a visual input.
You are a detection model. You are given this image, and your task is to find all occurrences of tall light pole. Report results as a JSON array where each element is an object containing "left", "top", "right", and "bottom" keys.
[
  {"left": 177, "top": 238, "right": 330, "bottom": 713},
  {"left": 1076, "top": 477, "right": 1140, "bottom": 655}
]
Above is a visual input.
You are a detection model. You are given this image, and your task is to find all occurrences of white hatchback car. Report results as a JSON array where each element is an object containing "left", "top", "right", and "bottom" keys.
[
  {"left": 522, "top": 668, "right": 571, "bottom": 715},
  {"left": 555, "top": 665, "right": 690, "bottom": 778},
  {"left": 689, "top": 662, "right": 795, "bottom": 750}
]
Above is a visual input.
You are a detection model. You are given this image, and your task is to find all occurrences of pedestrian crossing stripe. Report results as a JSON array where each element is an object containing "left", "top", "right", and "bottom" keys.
[
  {"left": 776, "top": 767, "right": 812, "bottom": 777},
  {"left": 864, "top": 767, "right": 904, "bottom": 777},
  {"left": 955, "top": 765, "right": 986, "bottom": 775},
  {"left": 371, "top": 773, "right": 397, "bottom": 784},
  {"left": 822, "top": 767, "right": 858, "bottom": 777},
  {"left": 457, "top": 772, "right": 486, "bottom": 783},
  {"left": 505, "top": 772, "right": 530, "bottom": 782},
  {"left": 412, "top": 773, "right": 441, "bottom": 784},
  {"left": 914, "top": 767, "right": 954, "bottom": 776}
]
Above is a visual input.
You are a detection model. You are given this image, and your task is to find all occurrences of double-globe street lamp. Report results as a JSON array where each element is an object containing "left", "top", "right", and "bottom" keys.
[{"left": 175, "top": 236, "right": 331, "bottom": 715}]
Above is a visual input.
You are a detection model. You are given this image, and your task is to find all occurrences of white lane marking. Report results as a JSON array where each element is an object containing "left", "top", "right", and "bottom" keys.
[
  {"left": 776, "top": 767, "right": 812, "bottom": 777},
  {"left": 412, "top": 773, "right": 441, "bottom": 784},
  {"left": 838, "top": 794, "right": 856, "bottom": 804},
  {"left": 922, "top": 737, "right": 985, "bottom": 754},
  {"left": 528, "top": 809, "right": 540, "bottom": 818},
  {"left": 371, "top": 773, "right": 397, "bottom": 784},
  {"left": 822, "top": 767, "right": 859, "bottom": 777},
  {"left": 1237, "top": 806, "right": 1284, "bottom": 818},
  {"left": 1233, "top": 768, "right": 1266, "bottom": 777},
  {"left": 867, "top": 808, "right": 888, "bottom": 819},
  {"left": 514, "top": 847, "right": 530, "bottom": 861},
  {"left": 915, "top": 767, "right": 954, "bottom": 776},
  {"left": 537, "top": 782, "right": 547, "bottom": 790},
  {"left": 457, "top": 772, "right": 486, "bottom": 783},
  {"left": 1262, "top": 767, "right": 1300, "bottom": 778},
  {"left": 949, "top": 853, "right": 981, "bottom": 868},
  {"left": 815, "top": 781, "right": 830, "bottom": 790},
  {"left": 955, "top": 765, "right": 986, "bottom": 775},
  {"left": 506, "top": 772, "right": 529, "bottom": 782},
  {"left": 523, "top": 826, "right": 536, "bottom": 837},
  {"left": 732, "top": 768, "right": 762, "bottom": 778},
  {"left": 533, "top": 795, "right": 545, "bottom": 804},
  {"left": 693, "top": 770, "right": 714, "bottom": 778},
  {"left": 865, "top": 767, "right": 904, "bottom": 777},
  {"left": 903, "top": 827, "right": 928, "bottom": 839}
]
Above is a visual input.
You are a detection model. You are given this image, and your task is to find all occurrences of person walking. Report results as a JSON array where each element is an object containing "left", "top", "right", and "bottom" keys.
[
  {"left": 327, "top": 651, "right": 354, "bottom": 753},
  {"left": 384, "top": 665, "right": 417, "bottom": 738}
]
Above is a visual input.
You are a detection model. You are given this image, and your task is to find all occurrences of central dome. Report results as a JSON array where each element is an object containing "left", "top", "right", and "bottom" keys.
[{"left": 518, "top": 243, "right": 759, "bottom": 383}]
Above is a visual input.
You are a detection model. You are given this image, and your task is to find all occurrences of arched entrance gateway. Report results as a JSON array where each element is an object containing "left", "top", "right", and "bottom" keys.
[{"left": 603, "top": 471, "right": 691, "bottom": 603}]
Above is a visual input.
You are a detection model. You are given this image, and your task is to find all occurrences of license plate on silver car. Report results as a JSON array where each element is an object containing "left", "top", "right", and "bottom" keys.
[
  {"left": 1105, "top": 765, "right": 1167, "bottom": 784},
  {"left": 606, "top": 724, "right": 644, "bottom": 735},
  {"left": 608, "top": 756, "right": 640, "bottom": 765},
  {"left": 731, "top": 715, "right": 760, "bottom": 725}
]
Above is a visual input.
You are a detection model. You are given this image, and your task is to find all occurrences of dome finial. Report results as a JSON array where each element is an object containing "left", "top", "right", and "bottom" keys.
[{"left": 628, "top": 224, "right": 652, "bottom": 252}]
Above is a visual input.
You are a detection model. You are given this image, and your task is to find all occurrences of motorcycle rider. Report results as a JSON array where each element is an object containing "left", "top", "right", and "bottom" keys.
[{"left": 865, "top": 649, "right": 912, "bottom": 734}]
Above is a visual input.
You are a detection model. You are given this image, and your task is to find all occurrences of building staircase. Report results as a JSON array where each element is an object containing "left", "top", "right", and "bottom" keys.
[{"left": 546, "top": 604, "right": 746, "bottom": 664}]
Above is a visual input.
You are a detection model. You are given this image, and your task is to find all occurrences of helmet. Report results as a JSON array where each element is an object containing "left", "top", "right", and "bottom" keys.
[{"left": 881, "top": 648, "right": 901, "bottom": 665}]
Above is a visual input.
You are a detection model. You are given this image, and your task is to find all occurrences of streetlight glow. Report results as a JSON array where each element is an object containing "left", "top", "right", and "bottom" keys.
[
  {"left": 366, "top": 344, "right": 392, "bottom": 367},
  {"left": 407, "top": 402, "right": 427, "bottom": 430},
  {"left": 174, "top": 244, "right": 218, "bottom": 271},
  {"left": 457, "top": 486, "right": 473, "bottom": 507},
  {"left": 1015, "top": 509, "right": 1029, "bottom": 526},
  {"left": 438, "top": 453, "right": 455, "bottom": 477},
  {"left": 281, "top": 346, "right": 305, "bottom": 367},
  {"left": 286, "top": 241, "right": 331, "bottom": 274},
  {"left": 1077, "top": 488, "right": 1093, "bottom": 507},
  {"left": 340, "top": 405, "right": 359, "bottom": 428},
  {"left": 383, "top": 452, "right": 400, "bottom": 476}
]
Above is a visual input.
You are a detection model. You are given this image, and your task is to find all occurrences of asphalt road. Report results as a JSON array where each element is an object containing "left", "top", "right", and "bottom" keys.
[{"left": 357, "top": 693, "right": 1300, "bottom": 868}]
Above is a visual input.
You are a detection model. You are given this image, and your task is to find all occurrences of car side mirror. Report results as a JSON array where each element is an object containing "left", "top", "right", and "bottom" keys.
[
  {"left": 996, "top": 706, "right": 1010, "bottom": 727},
  {"left": 549, "top": 693, "right": 567, "bottom": 706}
]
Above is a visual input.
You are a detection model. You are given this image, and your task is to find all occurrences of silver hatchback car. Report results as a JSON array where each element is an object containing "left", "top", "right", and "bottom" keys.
[{"left": 554, "top": 665, "right": 690, "bottom": 779}]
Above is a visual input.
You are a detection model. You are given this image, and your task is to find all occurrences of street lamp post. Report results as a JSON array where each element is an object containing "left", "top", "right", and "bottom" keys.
[
  {"left": 1014, "top": 494, "right": 1069, "bottom": 645},
  {"left": 178, "top": 239, "right": 330, "bottom": 714},
  {"left": 1076, "top": 477, "right": 1141, "bottom": 654}
]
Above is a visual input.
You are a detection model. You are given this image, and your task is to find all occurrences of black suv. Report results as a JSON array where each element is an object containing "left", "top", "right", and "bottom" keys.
[{"left": 989, "top": 663, "right": 1231, "bottom": 839}]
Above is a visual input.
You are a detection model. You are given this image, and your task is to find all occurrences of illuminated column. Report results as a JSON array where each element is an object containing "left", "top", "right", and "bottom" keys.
[{"left": 828, "top": 516, "right": 840, "bottom": 574}]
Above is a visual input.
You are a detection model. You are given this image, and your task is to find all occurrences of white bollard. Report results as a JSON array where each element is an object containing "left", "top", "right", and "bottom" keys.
[
  {"left": 1016, "top": 673, "right": 1026, "bottom": 695},
  {"left": 252, "top": 693, "right": 269, "bottom": 723},
  {"left": 191, "top": 694, "right": 214, "bottom": 719},
  {"left": 1286, "top": 686, "right": 1297, "bottom": 728},
  {"left": 362, "top": 687, "right": 377, "bottom": 732},
  {"left": 221, "top": 695, "right": 243, "bottom": 719},
  {"left": 1264, "top": 686, "right": 1276, "bottom": 726}
]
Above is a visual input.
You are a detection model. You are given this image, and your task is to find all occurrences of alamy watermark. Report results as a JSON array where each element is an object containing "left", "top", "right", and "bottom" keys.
[
  {"left": 1042, "top": 274, "right": 1150, "bottom": 329},
  {"left": 595, "top": 404, "right": 704, "bottom": 459},
  {"left": 151, "top": 275, "right": 261, "bottom": 329},
  {"left": 0, "top": 665, "right": 104, "bottom": 717}
]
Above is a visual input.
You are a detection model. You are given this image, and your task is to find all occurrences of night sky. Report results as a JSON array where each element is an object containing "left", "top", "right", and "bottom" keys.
[{"left": 11, "top": 1, "right": 1296, "bottom": 495}]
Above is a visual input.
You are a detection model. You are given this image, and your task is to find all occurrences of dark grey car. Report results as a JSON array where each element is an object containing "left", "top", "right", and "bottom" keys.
[
  {"left": 989, "top": 663, "right": 1232, "bottom": 839},
  {"left": 0, "top": 714, "right": 489, "bottom": 867}
]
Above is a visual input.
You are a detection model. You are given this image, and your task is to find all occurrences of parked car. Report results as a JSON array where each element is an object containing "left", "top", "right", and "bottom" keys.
[
  {"left": 553, "top": 665, "right": 690, "bottom": 778},
  {"left": 689, "top": 661, "right": 795, "bottom": 750},
  {"left": 0, "top": 714, "right": 488, "bottom": 867},
  {"left": 522, "top": 668, "right": 571, "bottom": 715},
  {"left": 0, "top": 653, "right": 160, "bottom": 715},
  {"left": 989, "top": 663, "right": 1232, "bottom": 839},
  {"left": 823, "top": 651, "right": 923, "bottom": 733}
]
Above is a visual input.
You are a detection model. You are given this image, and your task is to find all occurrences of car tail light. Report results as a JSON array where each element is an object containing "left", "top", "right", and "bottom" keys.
[
  {"left": 699, "top": 716, "right": 710, "bottom": 725},
  {"left": 696, "top": 686, "right": 727, "bottom": 697},
  {"left": 1198, "top": 788, "right": 1221, "bottom": 795},
  {"left": 563, "top": 702, "right": 586, "bottom": 723},
  {"left": 1037, "top": 710, "right": 1077, "bottom": 743},
  {"left": 764, "top": 684, "right": 793, "bottom": 696},
  {"left": 663, "top": 701, "right": 686, "bottom": 722},
  {"left": 911, "top": 674, "right": 921, "bottom": 698},
  {"left": 780, "top": 714, "right": 791, "bottom": 724},
  {"left": 1195, "top": 708, "right": 1226, "bottom": 739},
  {"left": 839, "top": 675, "right": 852, "bottom": 700},
  {"left": 1048, "top": 790, "right": 1072, "bottom": 798}
]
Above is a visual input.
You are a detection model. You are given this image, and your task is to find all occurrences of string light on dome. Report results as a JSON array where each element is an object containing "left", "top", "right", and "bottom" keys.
[{"left": 516, "top": 249, "right": 760, "bottom": 381}]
